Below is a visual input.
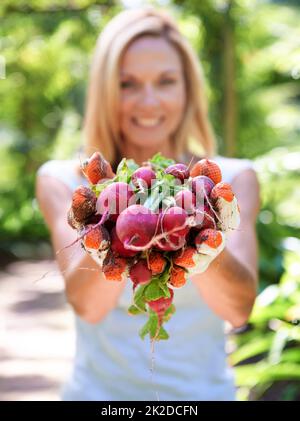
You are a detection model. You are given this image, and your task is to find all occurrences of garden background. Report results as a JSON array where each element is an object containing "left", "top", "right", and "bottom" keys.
[{"left": 1, "top": 0, "right": 300, "bottom": 401}]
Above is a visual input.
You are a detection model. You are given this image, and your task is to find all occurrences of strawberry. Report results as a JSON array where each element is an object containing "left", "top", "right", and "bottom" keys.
[
  {"left": 194, "top": 203, "right": 216, "bottom": 230},
  {"left": 190, "top": 159, "right": 222, "bottom": 184},
  {"left": 81, "top": 152, "right": 115, "bottom": 185},
  {"left": 71, "top": 185, "right": 97, "bottom": 222}
]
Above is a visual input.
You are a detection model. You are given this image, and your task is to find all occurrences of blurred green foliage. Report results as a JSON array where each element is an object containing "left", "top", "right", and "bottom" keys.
[{"left": 0, "top": 0, "right": 299, "bottom": 399}]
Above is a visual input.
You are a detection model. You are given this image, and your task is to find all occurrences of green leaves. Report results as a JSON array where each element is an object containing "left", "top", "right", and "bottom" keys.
[
  {"left": 133, "top": 284, "right": 147, "bottom": 313},
  {"left": 131, "top": 262, "right": 174, "bottom": 341},
  {"left": 93, "top": 177, "right": 116, "bottom": 196},
  {"left": 115, "top": 158, "right": 139, "bottom": 183},
  {"left": 148, "top": 152, "right": 175, "bottom": 170},
  {"left": 139, "top": 310, "right": 170, "bottom": 341},
  {"left": 144, "top": 281, "right": 163, "bottom": 301}
]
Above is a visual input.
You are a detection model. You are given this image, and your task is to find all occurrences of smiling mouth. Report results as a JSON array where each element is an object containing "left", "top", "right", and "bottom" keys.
[{"left": 132, "top": 117, "right": 164, "bottom": 128}]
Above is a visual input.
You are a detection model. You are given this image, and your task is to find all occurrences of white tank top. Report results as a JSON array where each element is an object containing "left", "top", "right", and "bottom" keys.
[{"left": 37, "top": 155, "right": 254, "bottom": 401}]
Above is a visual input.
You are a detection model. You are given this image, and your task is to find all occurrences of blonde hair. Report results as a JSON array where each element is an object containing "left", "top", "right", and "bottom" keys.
[{"left": 83, "top": 6, "right": 216, "bottom": 167}]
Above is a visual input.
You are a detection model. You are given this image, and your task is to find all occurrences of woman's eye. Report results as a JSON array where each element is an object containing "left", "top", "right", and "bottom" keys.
[
  {"left": 120, "top": 80, "right": 135, "bottom": 89},
  {"left": 160, "top": 79, "right": 176, "bottom": 85}
]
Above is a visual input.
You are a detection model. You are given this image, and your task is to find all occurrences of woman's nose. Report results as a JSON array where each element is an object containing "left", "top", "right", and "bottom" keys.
[{"left": 139, "top": 84, "right": 160, "bottom": 107}]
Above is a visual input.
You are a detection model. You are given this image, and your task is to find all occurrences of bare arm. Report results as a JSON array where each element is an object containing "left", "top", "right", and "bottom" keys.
[
  {"left": 35, "top": 175, "right": 127, "bottom": 324},
  {"left": 190, "top": 168, "right": 261, "bottom": 328}
]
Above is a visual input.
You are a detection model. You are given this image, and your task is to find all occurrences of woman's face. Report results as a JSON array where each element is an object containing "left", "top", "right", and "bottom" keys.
[{"left": 119, "top": 36, "right": 187, "bottom": 151}]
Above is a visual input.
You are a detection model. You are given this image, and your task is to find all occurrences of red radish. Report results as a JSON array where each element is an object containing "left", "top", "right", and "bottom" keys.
[
  {"left": 165, "top": 163, "right": 189, "bottom": 183},
  {"left": 110, "top": 226, "right": 137, "bottom": 257},
  {"left": 194, "top": 203, "right": 216, "bottom": 230},
  {"left": 129, "top": 260, "right": 152, "bottom": 287},
  {"left": 161, "top": 206, "right": 189, "bottom": 237},
  {"left": 131, "top": 166, "right": 156, "bottom": 189},
  {"left": 175, "top": 190, "right": 196, "bottom": 215},
  {"left": 96, "top": 182, "right": 134, "bottom": 222},
  {"left": 155, "top": 234, "right": 186, "bottom": 251},
  {"left": 192, "top": 176, "right": 215, "bottom": 206},
  {"left": 147, "top": 288, "right": 174, "bottom": 326},
  {"left": 116, "top": 205, "right": 158, "bottom": 249}
]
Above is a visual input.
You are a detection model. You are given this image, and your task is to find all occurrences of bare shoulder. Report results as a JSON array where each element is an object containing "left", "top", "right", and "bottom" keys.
[
  {"left": 36, "top": 166, "right": 74, "bottom": 229},
  {"left": 230, "top": 164, "right": 261, "bottom": 221}
]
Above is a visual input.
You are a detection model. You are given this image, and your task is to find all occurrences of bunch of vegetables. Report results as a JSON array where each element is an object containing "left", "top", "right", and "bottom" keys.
[{"left": 67, "top": 152, "right": 240, "bottom": 341}]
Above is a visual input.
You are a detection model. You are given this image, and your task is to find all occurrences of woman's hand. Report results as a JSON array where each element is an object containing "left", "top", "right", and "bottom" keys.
[
  {"left": 190, "top": 168, "right": 260, "bottom": 328},
  {"left": 36, "top": 174, "right": 127, "bottom": 324}
]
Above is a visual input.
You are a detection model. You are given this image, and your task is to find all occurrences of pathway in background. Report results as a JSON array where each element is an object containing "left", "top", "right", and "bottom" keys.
[{"left": 0, "top": 260, "right": 74, "bottom": 401}]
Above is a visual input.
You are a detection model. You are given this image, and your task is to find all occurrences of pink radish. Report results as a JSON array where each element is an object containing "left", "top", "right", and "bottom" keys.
[
  {"left": 194, "top": 203, "right": 216, "bottom": 230},
  {"left": 131, "top": 166, "right": 156, "bottom": 189},
  {"left": 161, "top": 206, "right": 189, "bottom": 237},
  {"left": 110, "top": 226, "right": 138, "bottom": 257},
  {"left": 129, "top": 260, "right": 152, "bottom": 287},
  {"left": 116, "top": 205, "right": 158, "bottom": 249},
  {"left": 165, "top": 163, "right": 190, "bottom": 183},
  {"left": 192, "top": 175, "right": 215, "bottom": 206},
  {"left": 147, "top": 288, "right": 174, "bottom": 326},
  {"left": 175, "top": 190, "right": 196, "bottom": 215},
  {"left": 155, "top": 234, "right": 186, "bottom": 251},
  {"left": 96, "top": 182, "right": 134, "bottom": 222}
]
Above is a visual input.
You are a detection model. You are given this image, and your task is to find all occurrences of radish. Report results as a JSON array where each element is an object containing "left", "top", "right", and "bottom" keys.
[
  {"left": 110, "top": 226, "right": 138, "bottom": 257},
  {"left": 194, "top": 203, "right": 216, "bottom": 230},
  {"left": 161, "top": 206, "right": 189, "bottom": 237},
  {"left": 96, "top": 182, "right": 134, "bottom": 222},
  {"left": 165, "top": 163, "right": 189, "bottom": 183},
  {"left": 129, "top": 260, "right": 152, "bottom": 287},
  {"left": 155, "top": 234, "right": 186, "bottom": 251},
  {"left": 147, "top": 288, "right": 174, "bottom": 326},
  {"left": 174, "top": 190, "right": 196, "bottom": 215},
  {"left": 192, "top": 175, "right": 215, "bottom": 206},
  {"left": 116, "top": 205, "right": 158, "bottom": 249},
  {"left": 131, "top": 166, "right": 156, "bottom": 189}
]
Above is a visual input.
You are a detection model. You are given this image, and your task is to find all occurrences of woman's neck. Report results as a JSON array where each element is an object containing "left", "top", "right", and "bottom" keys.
[{"left": 120, "top": 140, "right": 177, "bottom": 166}]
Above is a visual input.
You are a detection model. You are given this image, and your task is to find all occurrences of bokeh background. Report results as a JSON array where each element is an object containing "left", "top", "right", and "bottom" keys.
[{"left": 1, "top": 0, "right": 300, "bottom": 401}]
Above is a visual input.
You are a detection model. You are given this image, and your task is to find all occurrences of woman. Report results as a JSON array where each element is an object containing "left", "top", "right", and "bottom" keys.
[{"left": 36, "top": 7, "right": 260, "bottom": 400}]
